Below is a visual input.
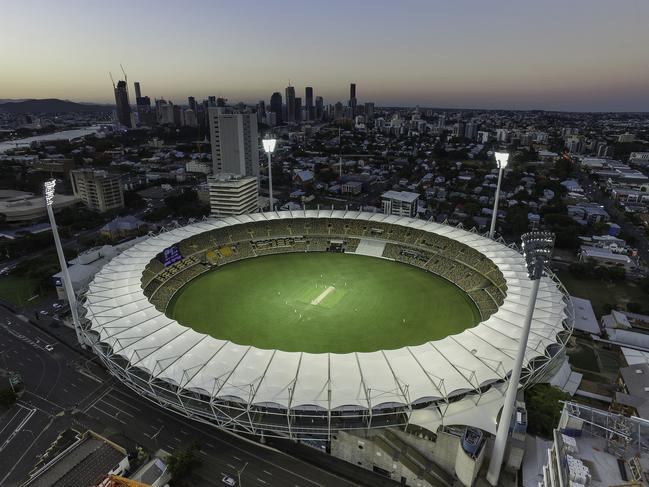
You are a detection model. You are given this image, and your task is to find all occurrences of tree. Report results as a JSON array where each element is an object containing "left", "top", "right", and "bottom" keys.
[
  {"left": 166, "top": 442, "right": 202, "bottom": 486},
  {"left": 524, "top": 384, "right": 569, "bottom": 438}
]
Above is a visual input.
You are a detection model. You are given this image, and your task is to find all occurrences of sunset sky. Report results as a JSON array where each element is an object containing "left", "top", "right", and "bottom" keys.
[{"left": 2, "top": 0, "right": 649, "bottom": 111}]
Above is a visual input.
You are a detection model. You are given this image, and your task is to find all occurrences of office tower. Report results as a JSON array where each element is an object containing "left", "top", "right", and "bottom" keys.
[
  {"left": 364, "top": 102, "right": 375, "bottom": 120},
  {"left": 188, "top": 96, "right": 197, "bottom": 112},
  {"left": 270, "top": 92, "right": 283, "bottom": 124},
  {"left": 295, "top": 97, "right": 302, "bottom": 122},
  {"left": 208, "top": 174, "right": 259, "bottom": 217},
  {"left": 315, "top": 96, "right": 324, "bottom": 120},
  {"left": 113, "top": 80, "right": 132, "bottom": 128},
  {"left": 285, "top": 85, "right": 296, "bottom": 123},
  {"left": 173, "top": 104, "right": 183, "bottom": 126},
  {"left": 208, "top": 108, "right": 259, "bottom": 177},
  {"left": 305, "top": 87, "right": 314, "bottom": 121},
  {"left": 257, "top": 100, "right": 266, "bottom": 124},
  {"left": 334, "top": 102, "right": 344, "bottom": 119},
  {"left": 70, "top": 169, "right": 125, "bottom": 212},
  {"left": 156, "top": 99, "right": 174, "bottom": 125},
  {"left": 134, "top": 82, "right": 142, "bottom": 99},
  {"left": 349, "top": 83, "right": 357, "bottom": 118},
  {"left": 184, "top": 109, "right": 197, "bottom": 127}
]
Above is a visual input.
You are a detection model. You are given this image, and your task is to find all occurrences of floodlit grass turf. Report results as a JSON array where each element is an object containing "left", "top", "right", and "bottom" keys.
[{"left": 167, "top": 253, "right": 480, "bottom": 353}]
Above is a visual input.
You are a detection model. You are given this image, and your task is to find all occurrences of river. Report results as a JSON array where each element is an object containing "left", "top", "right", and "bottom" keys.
[{"left": 0, "top": 126, "right": 102, "bottom": 153}]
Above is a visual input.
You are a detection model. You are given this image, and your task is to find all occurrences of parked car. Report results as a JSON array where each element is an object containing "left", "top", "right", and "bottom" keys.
[{"left": 221, "top": 475, "right": 236, "bottom": 486}]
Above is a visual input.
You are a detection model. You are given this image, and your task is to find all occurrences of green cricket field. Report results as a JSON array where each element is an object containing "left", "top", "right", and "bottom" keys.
[{"left": 167, "top": 252, "right": 479, "bottom": 353}]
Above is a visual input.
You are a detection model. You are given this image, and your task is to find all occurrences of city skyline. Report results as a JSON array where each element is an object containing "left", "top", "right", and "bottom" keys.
[{"left": 2, "top": 0, "right": 649, "bottom": 112}]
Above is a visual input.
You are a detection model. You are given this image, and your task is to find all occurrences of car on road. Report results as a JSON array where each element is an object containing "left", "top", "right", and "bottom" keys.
[
  {"left": 221, "top": 475, "right": 236, "bottom": 486},
  {"left": 44, "top": 344, "right": 54, "bottom": 351},
  {"left": 39, "top": 310, "right": 48, "bottom": 315}
]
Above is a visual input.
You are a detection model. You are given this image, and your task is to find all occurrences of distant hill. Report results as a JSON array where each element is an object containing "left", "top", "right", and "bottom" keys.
[{"left": 0, "top": 98, "right": 112, "bottom": 114}]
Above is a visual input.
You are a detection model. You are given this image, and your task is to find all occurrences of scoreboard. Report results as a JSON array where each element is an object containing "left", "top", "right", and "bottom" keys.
[{"left": 163, "top": 245, "right": 183, "bottom": 267}]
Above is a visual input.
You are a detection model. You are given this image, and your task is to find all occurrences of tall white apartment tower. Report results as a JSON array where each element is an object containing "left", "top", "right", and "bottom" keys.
[{"left": 208, "top": 108, "right": 259, "bottom": 177}]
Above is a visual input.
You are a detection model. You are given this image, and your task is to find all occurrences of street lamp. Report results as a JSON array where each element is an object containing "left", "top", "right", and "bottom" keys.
[
  {"left": 486, "top": 231, "right": 555, "bottom": 485},
  {"left": 44, "top": 180, "right": 85, "bottom": 347},
  {"left": 262, "top": 137, "right": 277, "bottom": 211},
  {"left": 489, "top": 151, "right": 509, "bottom": 239}
]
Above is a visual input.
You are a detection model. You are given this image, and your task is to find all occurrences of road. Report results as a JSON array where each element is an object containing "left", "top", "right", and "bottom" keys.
[{"left": 0, "top": 309, "right": 366, "bottom": 487}]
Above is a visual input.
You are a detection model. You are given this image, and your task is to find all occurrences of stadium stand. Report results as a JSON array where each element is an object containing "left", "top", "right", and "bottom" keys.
[{"left": 141, "top": 218, "right": 506, "bottom": 318}]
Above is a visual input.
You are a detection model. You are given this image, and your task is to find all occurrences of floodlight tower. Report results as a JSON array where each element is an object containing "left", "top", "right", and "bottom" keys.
[
  {"left": 262, "top": 136, "right": 277, "bottom": 211},
  {"left": 44, "top": 180, "right": 84, "bottom": 347},
  {"left": 489, "top": 152, "right": 509, "bottom": 239},
  {"left": 487, "top": 231, "right": 555, "bottom": 485}
]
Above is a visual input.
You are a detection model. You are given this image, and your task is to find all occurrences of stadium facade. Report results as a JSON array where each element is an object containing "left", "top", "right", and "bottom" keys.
[{"left": 81, "top": 210, "right": 573, "bottom": 482}]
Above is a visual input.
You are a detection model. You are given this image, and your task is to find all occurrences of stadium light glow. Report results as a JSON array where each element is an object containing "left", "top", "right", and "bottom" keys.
[
  {"left": 487, "top": 231, "right": 555, "bottom": 485},
  {"left": 262, "top": 138, "right": 276, "bottom": 153},
  {"left": 44, "top": 179, "right": 56, "bottom": 206},
  {"left": 489, "top": 152, "right": 509, "bottom": 238},
  {"left": 263, "top": 137, "right": 276, "bottom": 210},
  {"left": 494, "top": 151, "right": 509, "bottom": 168}
]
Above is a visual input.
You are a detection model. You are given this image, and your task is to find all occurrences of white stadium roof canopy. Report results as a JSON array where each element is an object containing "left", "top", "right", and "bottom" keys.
[{"left": 84, "top": 210, "right": 571, "bottom": 412}]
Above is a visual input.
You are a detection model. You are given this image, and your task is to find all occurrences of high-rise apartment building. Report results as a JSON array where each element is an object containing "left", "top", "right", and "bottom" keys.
[
  {"left": 188, "top": 96, "right": 197, "bottom": 112},
  {"left": 285, "top": 85, "right": 296, "bottom": 123},
  {"left": 134, "top": 82, "right": 142, "bottom": 99},
  {"left": 113, "top": 80, "right": 132, "bottom": 128},
  {"left": 364, "top": 102, "right": 375, "bottom": 120},
  {"left": 305, "top": 87, "right": 314, "bottom": 121},
  {"left": 70, "top": 169, "right": 125, "bottom": 212},
  {"left": 270, "top": 92, "right": 283, "bottom": 124},
  {"left": 294, "top": 97, "right": 302, "bottom": 122},
  {"left": 208, "top": 108, "right": 259, "bottom": 177},
  {"left": 208, "top": 173, "right": 259, "bottom": 217},
  {"left": 349, "top": 83, "right": 357, "bottom": 118},
  {"left": 334, "top": 102, "right": 344, "bottom": 119},
  {"left": 315, "top": 96, "right": 324, "bottom": 120},
  {"left": 257, "top": 100, "right": 266, "bottom": 124}
]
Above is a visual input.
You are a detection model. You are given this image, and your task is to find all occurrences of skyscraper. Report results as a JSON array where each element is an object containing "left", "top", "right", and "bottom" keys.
[
  {"left": 208, "top": 108, "right": 259, "bottom": 177},
  {"left": 133, "top": 81, "right": 152, "bottom": 125},
  {"left": 188, "top": 96, "right": 197, "bottom": 112},
  {"left": 349, "top": 83, "right": 357, "bottom": 118},
  {"left": 334, "top": 102, "right": 344, "bottom": 120},
  {"left": 285, "top": 85, "right": 296, "bottom": 124},
  {"left": 113, "top": 80, "right": 132, "bottom": 128},
  {"left": 257, "top": 100, "right": 266, "bottom": 124},
  {"left": 305, "top": 87, "right": 314, "bottom": 121},
  {"left": 364, "top": 102, "right": 375, "bottom": 120},
  {"left": 294, "top": 97, "right": 302, "bottom": 123},
  {"left": 270, "top": 92, "right": 283, "bottom": 124},
  {"left": 315, "top": 96, "right": 324, "bottom": 120}
]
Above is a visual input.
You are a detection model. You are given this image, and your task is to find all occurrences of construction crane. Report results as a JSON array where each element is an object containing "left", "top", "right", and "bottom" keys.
[
  {"left": 120, "top": 64, "right": 128, "bottom": 85},
  {"left": 109, "top": 72, "right": 115, "bottom": 89},
  {"left": 105, "top": 474, "right": 153, "bottom": 487}
]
